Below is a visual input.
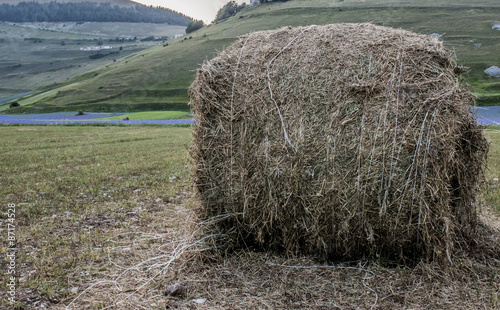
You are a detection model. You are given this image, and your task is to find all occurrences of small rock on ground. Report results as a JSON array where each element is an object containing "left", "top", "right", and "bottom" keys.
[
  {"left": 485, "top": 66, "right": 500, "bottom": 77},
  {"left": 164, "top": 283, "right": 186, "bottom": 297}
]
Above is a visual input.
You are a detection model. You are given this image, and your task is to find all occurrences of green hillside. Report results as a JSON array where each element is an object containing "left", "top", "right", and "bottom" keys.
[
  {"left": 7, "top": 0, "right": 500, "bottom": 113},
  {"left": 0, "top": 21, "right": 187, "bottom": 104}
]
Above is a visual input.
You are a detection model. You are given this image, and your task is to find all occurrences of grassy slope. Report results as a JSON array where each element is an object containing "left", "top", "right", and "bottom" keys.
[
  {"left": 8, "top": 0, "right": 500, "bottom": 113},
  {"left": 0, "top": 125, "right": 498, "bottom": 309},
  {"left": 9, "top": 37, "right": 232, "bottom": 113},
  {"left": 0, "top": 22, "right": 186, "bottom": 103}
]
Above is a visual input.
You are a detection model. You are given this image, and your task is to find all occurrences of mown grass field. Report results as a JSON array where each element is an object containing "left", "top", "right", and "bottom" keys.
[
  {"left": 0, "top": 126, "right": 193, "bottom": 309},
  {"left": 6, "top": 0, "right": 499, "bottom": 114},
  {"left": 485, "top": 127, "right": 500, "bottom": 213},
  {"left": 89, "top": 110, "right": 191, "bottom": 121},
  {"left": 0, "top": 125, "right": 499, "bottom": 309}
]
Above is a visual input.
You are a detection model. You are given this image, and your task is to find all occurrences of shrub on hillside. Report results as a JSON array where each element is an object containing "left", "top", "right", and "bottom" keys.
[
  {"left": 186, "top": 20, "right": 204, "bottom": 34},
  {"left": 214, "top": 1, "right": 247, "bottom": 23}
]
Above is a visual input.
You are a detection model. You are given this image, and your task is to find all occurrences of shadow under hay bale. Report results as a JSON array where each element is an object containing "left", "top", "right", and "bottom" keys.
[{"left": 189, "top": 23, "right": 489, "bottom": 263}]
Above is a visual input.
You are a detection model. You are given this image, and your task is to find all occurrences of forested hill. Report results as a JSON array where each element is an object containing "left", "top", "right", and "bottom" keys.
[{"left": 0, "top": 1, "right": 193, "bottom": 24}]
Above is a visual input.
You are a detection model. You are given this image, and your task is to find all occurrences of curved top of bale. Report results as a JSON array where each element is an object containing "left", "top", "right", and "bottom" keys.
[{"left": 189, "top": 23, "right": 488, "bottom": 263}]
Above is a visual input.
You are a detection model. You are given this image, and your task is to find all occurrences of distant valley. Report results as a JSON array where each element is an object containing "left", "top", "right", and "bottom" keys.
[
  {"left": 0, "top": 0, "right": 191, "bottom": 105},
  {"left": 0, "top": 21, "right": 186, "bottom": 103}
]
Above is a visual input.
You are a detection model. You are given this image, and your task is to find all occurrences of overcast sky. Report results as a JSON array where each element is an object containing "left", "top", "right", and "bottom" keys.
[{"left": 132, "top": 0, "right": 247, "bottom": 24}]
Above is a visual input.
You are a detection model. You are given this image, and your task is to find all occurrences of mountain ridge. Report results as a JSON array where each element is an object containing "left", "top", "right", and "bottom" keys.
[
  {"left": 0, "top": 1, "right": 193, "bottom": 24},
  {"left": 0, "top": 0, "right": 138, "bottom": 8}
]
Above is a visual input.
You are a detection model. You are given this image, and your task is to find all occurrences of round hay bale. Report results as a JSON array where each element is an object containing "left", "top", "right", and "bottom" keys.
[{"left": 189, "top": 23, "right": 488, "bottom": 262}]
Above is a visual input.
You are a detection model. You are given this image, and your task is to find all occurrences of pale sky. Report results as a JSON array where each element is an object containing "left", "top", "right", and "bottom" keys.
[{"left": 132, "top": 0, "right": 247, "bottom": 24}]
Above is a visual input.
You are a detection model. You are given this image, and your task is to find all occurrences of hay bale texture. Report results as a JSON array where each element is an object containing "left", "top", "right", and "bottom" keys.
[{"left": 189, "top": 23, "right": 488, "bottom": 262}]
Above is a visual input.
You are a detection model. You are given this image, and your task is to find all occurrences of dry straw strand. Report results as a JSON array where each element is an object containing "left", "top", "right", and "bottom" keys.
[{"left": 266, "top": 27, "right": 311, "bottom": 152}]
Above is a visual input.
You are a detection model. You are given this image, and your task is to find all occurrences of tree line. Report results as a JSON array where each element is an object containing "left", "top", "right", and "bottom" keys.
[
  {"left": 0, "top": 2, "right": 193, "bottom": 25},
  {"left": 186, "top": 0, "right": 290, "bottom": 34},
  {"left": 214, "top": 0, "right": 288, "bottom": 23}
]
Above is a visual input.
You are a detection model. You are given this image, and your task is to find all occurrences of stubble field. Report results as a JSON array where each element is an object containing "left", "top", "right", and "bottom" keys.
[{"left": 0, "top": 125, "right": 499, "bottom": 309}]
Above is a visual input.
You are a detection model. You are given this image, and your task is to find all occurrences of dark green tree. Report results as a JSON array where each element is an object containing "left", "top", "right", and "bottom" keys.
[
  {"left": 214, "top": 1, "right": 247, "bottom": 23},
  {"left": 186, "top": 20, "right": 204, "bottom": 33}
]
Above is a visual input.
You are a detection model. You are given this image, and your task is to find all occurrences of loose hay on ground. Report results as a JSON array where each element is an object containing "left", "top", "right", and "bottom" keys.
[{"left": 189, "top": 23, "right": 489, "bottom": 263}]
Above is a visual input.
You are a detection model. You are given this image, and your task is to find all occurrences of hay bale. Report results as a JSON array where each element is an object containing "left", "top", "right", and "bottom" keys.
[{"left": 189, "top": 23, "right": 488, "bottom": 262}]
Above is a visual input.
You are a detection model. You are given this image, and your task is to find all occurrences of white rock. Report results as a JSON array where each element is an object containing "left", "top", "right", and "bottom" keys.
[
  {"left": 485, "top": 66, "right": 500, "bottom": 77},
  {"left": 70, "top": 287, "right": 79, "bottom": 294},
  {"left": 192, "top": 298, "right": 207, "bottom": 304}
]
